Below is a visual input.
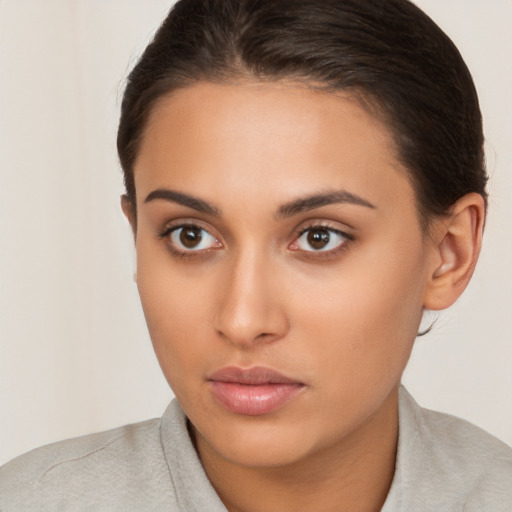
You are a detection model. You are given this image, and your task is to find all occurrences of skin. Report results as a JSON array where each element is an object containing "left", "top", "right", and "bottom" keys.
[{"left": 123, "top": 81, "right": 484, "bottom": 512}]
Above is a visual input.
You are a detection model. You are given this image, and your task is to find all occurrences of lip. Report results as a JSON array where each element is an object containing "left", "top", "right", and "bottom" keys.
[{"left": 208, "top": 366, "right": 305, "bottom": 416}]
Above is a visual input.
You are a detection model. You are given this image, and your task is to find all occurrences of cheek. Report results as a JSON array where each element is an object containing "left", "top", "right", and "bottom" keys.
[
  {"left": 288, "top": 241, "right": 427, "bottom": 384},
  {"left": 135, "top": 243, "right": 214, "bottom": 384}
]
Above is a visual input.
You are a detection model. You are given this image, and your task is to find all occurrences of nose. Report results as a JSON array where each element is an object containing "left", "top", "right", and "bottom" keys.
[{"left": 213, "top": 249, "right": 289, "bottom": 348}]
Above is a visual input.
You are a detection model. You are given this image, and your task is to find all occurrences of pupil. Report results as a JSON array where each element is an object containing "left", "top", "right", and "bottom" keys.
[
  {"left": 307, "top": 229, "right": 330, "bottom": 250},
  {"left": 180, "top": 227, "right": 202, "bottom": 248}
]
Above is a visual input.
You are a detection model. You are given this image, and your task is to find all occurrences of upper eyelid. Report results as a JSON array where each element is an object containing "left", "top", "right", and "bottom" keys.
[
  {"left": 158, "top": 218, "right": 217, "bottom": 237},
  {"left": 298, "top": 224, "right": 344, "bottom": 235},
  {"left": 294, "top": 221, "right": 354, "bottom": 239}
]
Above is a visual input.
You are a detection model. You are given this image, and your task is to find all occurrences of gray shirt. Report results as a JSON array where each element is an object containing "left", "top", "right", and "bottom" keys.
[{"left": 1, "top": 387, "right": 511, "bottom": 511}]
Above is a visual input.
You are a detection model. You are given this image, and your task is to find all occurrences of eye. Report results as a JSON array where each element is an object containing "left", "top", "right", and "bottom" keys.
[
  {"left": 166, "top": 224, "right": 221, "bottom": 252},
  {"left": 290, "top": 226, "right": 350, "bottom": 253}
]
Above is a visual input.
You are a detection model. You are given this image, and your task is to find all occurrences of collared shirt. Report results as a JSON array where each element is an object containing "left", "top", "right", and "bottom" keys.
[{"left": 1, "top": 387, "right": 511, "bottom": 511}]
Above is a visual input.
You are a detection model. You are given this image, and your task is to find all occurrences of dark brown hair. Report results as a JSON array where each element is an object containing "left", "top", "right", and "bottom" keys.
[{"left": 117, "top": 0, "right": 487, "bottom": 226}]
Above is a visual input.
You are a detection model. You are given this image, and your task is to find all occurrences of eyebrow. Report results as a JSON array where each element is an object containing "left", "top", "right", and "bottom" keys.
[
  {"left": 144, "top": 189, "right": 222, "bottom": 217},
  {"left": 144, "top": 187, "right": 375, "bottom": 219},
  {"left": 276, "top": 190, "right": 376, "bottom": 219}
]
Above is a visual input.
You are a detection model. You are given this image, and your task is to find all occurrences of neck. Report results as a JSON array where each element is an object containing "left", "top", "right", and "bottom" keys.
[{"left": 194, "top": 388, "right": 399, "bottom": 512}]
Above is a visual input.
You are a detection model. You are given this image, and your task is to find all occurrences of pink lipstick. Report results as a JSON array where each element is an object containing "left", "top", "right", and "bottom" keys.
[{"left": 208, "top": 366, "right": 305, "bottom": 416}]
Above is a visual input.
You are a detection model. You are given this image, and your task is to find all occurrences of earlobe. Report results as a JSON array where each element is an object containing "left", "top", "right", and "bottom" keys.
[
  {"left": 423, "top": 193, "right": 485, "bottom": 311},
  {"left": 121, "top": 194, "right": 137, "bottom": 239}
]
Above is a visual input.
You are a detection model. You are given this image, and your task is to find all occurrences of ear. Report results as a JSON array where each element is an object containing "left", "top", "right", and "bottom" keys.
[
  {"left": 121, "top": 194, "right": 137, "bottom": 239},
  {"left": 423, "top": 193, "right": 485, "bottom": 311}
]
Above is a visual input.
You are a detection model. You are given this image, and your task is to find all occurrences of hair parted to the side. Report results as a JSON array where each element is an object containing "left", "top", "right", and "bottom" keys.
[{"left": 117, "top": 0, "right": 487, "bottom": 227}]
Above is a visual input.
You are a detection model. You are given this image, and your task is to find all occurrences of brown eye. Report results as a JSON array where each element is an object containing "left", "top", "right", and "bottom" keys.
[
  {"left": 292, "top": 226, "right": 349, "bottom": 253},
  {"left": 168, "top": 224, "right": 220, "bottom": 252},
  {"left": 307, "top": 229, "right": 330, "bottom": 250},
  {"left": 179, "top": 226, "right": 202, "bottom": 248}
]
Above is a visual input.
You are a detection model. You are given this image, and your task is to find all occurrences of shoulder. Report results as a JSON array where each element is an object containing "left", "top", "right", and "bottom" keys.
[
  {"left": 0, "top": 417, "right": 177, "bottom": 511},
  {"left": 395, "top": 388, "right": 512, "bottom": 511},
  {"left": 420, "top": 402, "right": 512, "bottom": 463},
  {"left": 421, "top": 405, "right": 512, "bottom": 509}
]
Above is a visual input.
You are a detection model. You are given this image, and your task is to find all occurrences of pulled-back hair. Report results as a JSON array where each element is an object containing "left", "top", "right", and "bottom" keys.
[{"left": 117, "top": 0, "right": 487, "bottom": 226}]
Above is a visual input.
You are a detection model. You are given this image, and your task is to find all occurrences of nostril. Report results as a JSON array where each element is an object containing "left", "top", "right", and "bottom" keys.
[
  {"left": 255, "top": 332, "right": 273, "bottom": 341},
  {"left": 214, "top": 319, "right": 288, "bottom": 348}
]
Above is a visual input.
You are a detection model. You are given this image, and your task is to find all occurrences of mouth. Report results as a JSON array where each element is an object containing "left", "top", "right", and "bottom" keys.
[{"left": 207, "top": 366, "right": 305, "bottom": 416}]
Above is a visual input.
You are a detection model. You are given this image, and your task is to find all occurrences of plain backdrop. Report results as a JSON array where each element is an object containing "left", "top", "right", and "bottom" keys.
[{"left": 1, "top": 0, "right": 511, "bottom": 466}]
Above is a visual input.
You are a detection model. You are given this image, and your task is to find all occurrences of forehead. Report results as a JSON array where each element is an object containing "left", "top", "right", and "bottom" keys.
[{"left": 134, "top": 81, "right": 415, "bottom": 216}]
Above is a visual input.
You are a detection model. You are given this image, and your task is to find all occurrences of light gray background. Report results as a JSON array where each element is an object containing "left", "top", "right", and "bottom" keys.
[{"left": 1, "top": 0, "right": 511, "bottom": 465}]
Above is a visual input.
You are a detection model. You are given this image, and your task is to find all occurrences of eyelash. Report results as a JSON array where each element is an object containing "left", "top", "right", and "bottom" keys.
[
  {"left": 157, "top": 222, "right": 221, "bottom": 260},
  {"left": 157, "top": 222, "right": 354, "bottom": 260},
  {"left": 291, "top": 223, "right": 354, "bottom": 259}
]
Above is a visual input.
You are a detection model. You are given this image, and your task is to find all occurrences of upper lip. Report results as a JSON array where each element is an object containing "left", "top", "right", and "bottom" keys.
[{"left": 208, "top": 366, "right": 303, "bottom": 385}]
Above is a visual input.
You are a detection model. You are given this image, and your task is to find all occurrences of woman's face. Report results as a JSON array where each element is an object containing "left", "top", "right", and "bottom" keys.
[{"left": 131, "top": 81, "right": 435, "bottom": 468}]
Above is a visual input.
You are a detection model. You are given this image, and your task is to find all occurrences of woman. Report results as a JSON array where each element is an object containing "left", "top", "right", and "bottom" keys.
[{"left": 2, "top": 0, "right": 511, "bottom": 510}]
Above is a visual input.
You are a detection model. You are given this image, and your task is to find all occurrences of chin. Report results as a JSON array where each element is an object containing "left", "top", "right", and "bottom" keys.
[
  {"left": 204, "top": 422, "right": 314, "bottom": 469},
  {"left": 190, "top": 404, "right": 318, "bottom": 469}
]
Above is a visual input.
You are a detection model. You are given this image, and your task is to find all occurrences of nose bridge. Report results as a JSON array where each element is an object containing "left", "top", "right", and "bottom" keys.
[{"left": 214, "top": 245, "right": 287, "bottom": 346}]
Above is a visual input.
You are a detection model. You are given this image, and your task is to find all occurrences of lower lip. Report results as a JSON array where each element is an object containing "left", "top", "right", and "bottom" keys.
[{"left": 209, "top": 382, "right": 304, "bottom": 416}]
